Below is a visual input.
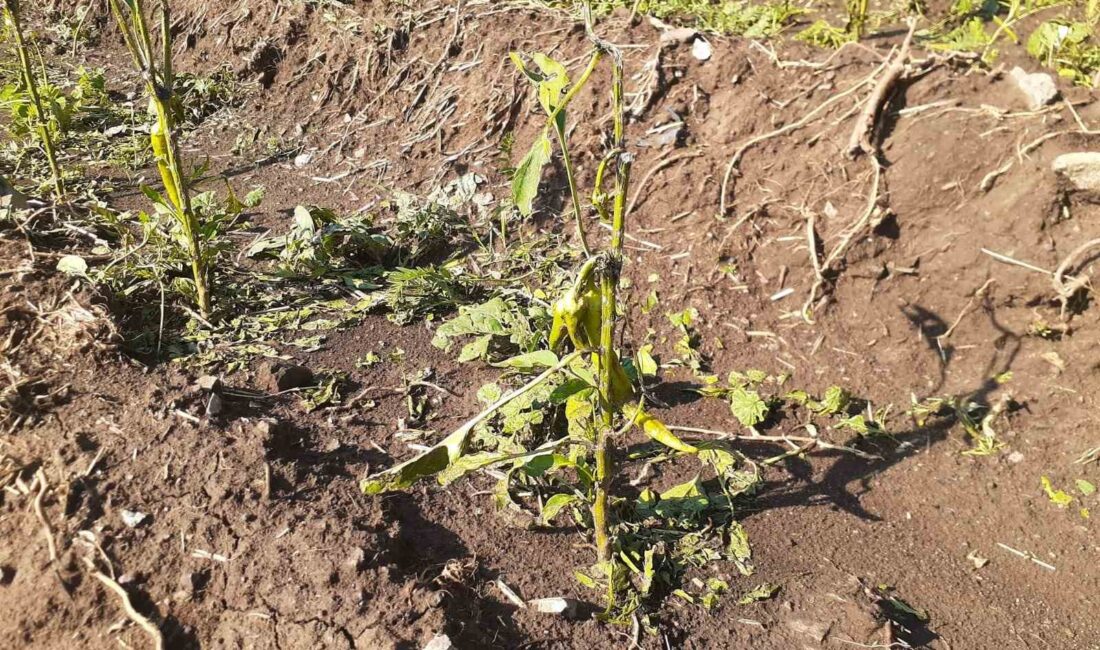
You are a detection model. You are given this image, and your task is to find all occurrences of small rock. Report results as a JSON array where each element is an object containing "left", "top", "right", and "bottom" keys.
[
  {"left": 658, "top": 26, "right": 698, "bottom": 45},
  {"left": 528, "top": 597, "right": 579, "bottom": 618},
  {"left": 967, "top": 549, "right": 990, "bottom": 569},
  {"left": 1007, "top": 450, "right": 1025, "bottom": 464},
  {"left": 294, "top": 152, "right": 312, "bottom": 167},
  {"left": 1009, "top": 67, "right": 1059, "bottom": 110},
  {"left": 786, "top": 618, "right": 829, "bottom": 643},
  {"left": 1052, "top": 152, "right": 1100, "bottom": 192},
  {"left": 422, "top": 634, "right": 452, "bottom": 650},
  {"left": 691, "top": 38, "right": 712, "bottom": 61},
  {"left": 120, "top": 509, "right": 148, "bottom": 528},
  {"left": 205, "top": 392, "right": 223, "bottom": 416},
  {"left": 345, "top": 547, "right": 366, "bottom": 570},
  {"left": 355, "top": 627, "right": 400, "bottom": 650},
  {"left": 195, "top": 375, "right": 222, "bottom": 392}
]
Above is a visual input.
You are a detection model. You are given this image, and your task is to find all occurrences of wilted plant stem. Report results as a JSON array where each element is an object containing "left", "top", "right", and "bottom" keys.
[
  {"left": 4, "top": 0, "right": 65, "bottom": 198},
  {"left": 593, "top": 47, "right": 630, "bottom": 566},
  {"left": 109, "top": 0, "right": 211, "bottom": 316},
  {"left": 847, "top": 0, "right": 869, "bottom": 37},
  {"left": 548, "top": 50, "right": 601, "bottom": 258}
]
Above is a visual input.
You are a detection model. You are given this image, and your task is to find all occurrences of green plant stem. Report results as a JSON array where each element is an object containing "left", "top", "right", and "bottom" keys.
[
  {"left": 546, "top": 49, "right": 601, "bottom": 258},
  {"left": 110, "top": 0, "right": 211, "bottom": 316},
  {"left": 593, "top": 48, "right": 630, "bottom": 567},
  {"left": 552, "top": 121, "right": 591, "bottom": 257},
  {"left": 4, "top": 0, "right": 65, "bottom": 198},
  {"left": 847, "top": 0, "right": 869, "bottom": 37}
]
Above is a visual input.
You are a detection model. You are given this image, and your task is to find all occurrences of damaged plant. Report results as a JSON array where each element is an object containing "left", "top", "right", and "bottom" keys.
[
  {"left": 361, "top": 7, "right": 762, "bottom": 622},
  {"left": 108, "top": 0, "right": 212, "bottom": 316}
]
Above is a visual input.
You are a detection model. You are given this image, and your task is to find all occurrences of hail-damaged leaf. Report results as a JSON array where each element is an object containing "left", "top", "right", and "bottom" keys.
[
  {"left": 737, "top": 583, "right": 779, "bottom": 605},
  {"left": 728, "top": 386, "right": 768, "bottom": 428},
  {"left": 512, "top": 134, "right": 552, "bottom": 216},
  {"left": 493, "top": 350, "right": 559, "bottom": 372},
  {"left": 812, "top": 386, "right": 851, "bottom": 415},
  {"left": 637, "top": 344, "right": 659, "bottom": 377},
  {"left": 300, "top": 374, "right": 344, "bottom": 412},
  {"left": 565, "top": 392, "right": 594, "bottom": 440},
  {"left": 1041, "top": 476, "right": 1073, "bottom": 508},
  {"left": 362, "top": 426, "right": 469, "bottom": 494},
  {"left": 701, "top": 577, "right": 729, "bottom": 611},
  {"left": 630, "top": 408, "right": 698, "bottom": 454},
  {"left": 541, "top": 493, "right": 580, "bottom": 524},
  {"left": 726, "top": 520, "right": 754, "bottom": 576}
]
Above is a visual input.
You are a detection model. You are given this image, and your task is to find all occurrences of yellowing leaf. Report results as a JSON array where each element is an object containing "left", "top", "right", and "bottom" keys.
[
  {"left": 1041, "top": 476, "right": 1073, "bottom": 508},
  {"left": 637, "top": 344, "right": 658, "bottom": 376},
  {"left": 512, "top": 133, "right": 551, "bottom": 216},
  {"left": 629, "top": 407, "right": 697, "bottom": 454}
]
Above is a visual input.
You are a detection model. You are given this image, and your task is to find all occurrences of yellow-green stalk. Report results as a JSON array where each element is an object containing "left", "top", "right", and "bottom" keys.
[
  {"left": 3, "top": 0, "right": 65, "bottom": 198},
  {"left": 846, "top": 0, "right": 869, "bottom": 37},
  {"left": 108, "top": 0, "right": 211, "bottom": 316},
  {"left": 593, "top": 46, "right": 630, "bottom": 566}
]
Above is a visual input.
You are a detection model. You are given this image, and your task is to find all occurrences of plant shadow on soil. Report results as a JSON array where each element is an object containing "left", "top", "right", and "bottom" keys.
[{"left": 753, "top": 299, "right": 1021, "bottom": 522}]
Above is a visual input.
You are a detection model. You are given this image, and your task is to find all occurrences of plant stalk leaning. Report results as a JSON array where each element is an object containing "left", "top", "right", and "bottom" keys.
[
  {"left": 108, "top": 0, "right": 211, "bottom": 316},
  {"left": 360, "top": 6, "right": 705, "bottom": 609},
  {"left": 2, "top": 0, "right": 65, "bottom": 198}
]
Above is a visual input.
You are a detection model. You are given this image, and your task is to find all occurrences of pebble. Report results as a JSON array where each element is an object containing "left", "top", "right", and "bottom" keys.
[
  {"left": 120, "top": 509, "right": 148, "bottom": 528},
  {"left": 1008, "top": 67, "right": 1059, "bottom": 111},
  {"left": 1052, "top": 152, "right": 1100, "bottom": 192}
]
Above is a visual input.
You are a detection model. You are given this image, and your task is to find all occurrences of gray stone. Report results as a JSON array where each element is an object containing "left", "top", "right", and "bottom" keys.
[
  {"left": 1052, "top": 152, "right": 1100, "bottom": 192},
  {"left": 1009, "top": 67, "right": 1059, "bottom": 110}
]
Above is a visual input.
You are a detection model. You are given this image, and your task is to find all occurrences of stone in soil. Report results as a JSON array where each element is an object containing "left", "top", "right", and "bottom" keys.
[
  {"left": 1052, "top": 152, "right": 1100, "bottom": 193},
  {"left": 1008, "top": 67, "right": 1059, "bottom": 110}
]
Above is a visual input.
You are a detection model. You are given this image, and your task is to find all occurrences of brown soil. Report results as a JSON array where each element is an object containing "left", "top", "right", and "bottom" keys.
[{"left": 3, "top": 2, "right": 1099, "bottom": 649}]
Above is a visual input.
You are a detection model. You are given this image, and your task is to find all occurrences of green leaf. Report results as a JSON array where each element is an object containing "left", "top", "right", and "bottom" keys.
[
  {"left": 493, "top": 349, "right": 558, "bottom": 372},
  {"left": 729, "top": 386, "right": 768, "bottom": 428},
  {"left": 548, "top": 378, "right": 591, "bottom": 404},
  {"left": 726, "top": 520, "right": 754, "bottom": 576},
  {"left": 737, "top": 583, "right": 779, "bottom": 605},
  {"left": 1076, "top": 479, "right": 1096, "bottom": 496},
  {"left": 813, "top": 386, "right": 851, "bottom": 415},
  {"left": 511, "top": 133, "right": 552, "bottom": 216},
  {"left": 541, "top": 493, "right": 579, "bottom": 523}
]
